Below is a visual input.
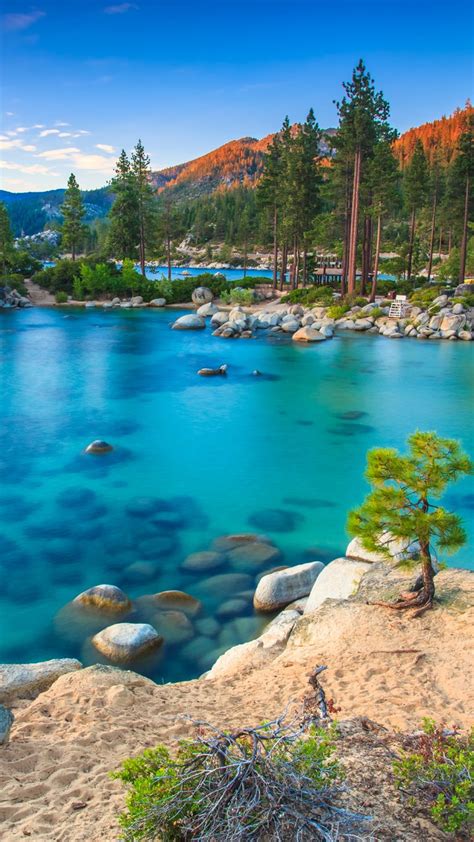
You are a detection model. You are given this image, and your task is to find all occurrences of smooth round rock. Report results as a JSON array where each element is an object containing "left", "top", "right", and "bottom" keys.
[
  {"left": 191, "top": 287, "right": 213, "bottom": 305},
  {"left": 172, "top": 314, "right": 205, "bottom": 330},
  {"left": 227, "top": 542, "right": 282, "bottom": 570},
  {"left": 147, "top": 590, "right": 202, "bottom": 617},
  {"left": 91, "top": 623, "right": 162, "bottom": 663},
  {"left": 253, "top": 562, "right": 324, "bottom": 612},
  {"left": 150, "top": 610, "right": 194, "bottom": 644},
  {"left": 74, "top": 584, "right": 131, "bottom": 613},
  {"left": 248, "top": 509, "right": 301, "bottom": 533},
  {"left": 212, "top": 533, "right": 271, "bottom": 553},
  {"left": 84, "top": 440, "right": 113, "bottom": 455},
  {"left": 216, "top": 598, "right": 249, "bottom": 619}
]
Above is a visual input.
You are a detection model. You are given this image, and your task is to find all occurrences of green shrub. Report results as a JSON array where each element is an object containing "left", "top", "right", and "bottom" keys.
[
  {"left": 327, "top": 303, "right": 350, "bottom": 319},
  {"left": 393, "top": 719, "right": 474, "bottom": 836},
  {"left": 369, "top": 306, "right": 385, "bottom": 319},
  {"left": 409, "top": 285, "right": 442, "bottom": 307},
  {"left": 281, "top": 286, "right": 334, "bottom": 306},
  {"left": 55, "top": 290, "right": 68, "bottom": 304},
  {"left": 112, "top": 718, "right": 368, "bottom": 841},
  {"left": 220, "top": 287, "right": 255, "bottom": 305},
  {"left": 454, "top": 294, "right": 474, "bottom": 308}
]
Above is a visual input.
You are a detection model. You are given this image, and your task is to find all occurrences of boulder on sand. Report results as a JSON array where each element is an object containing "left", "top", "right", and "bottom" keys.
[
  {"left": 191, "top": 287, "right": 213, "bottom": 305},
  {"left": 91, "top": 623, "right": 162, "bottom": 663},
  {"left": 149, "top": 298, "right": 166, "bottom": 307},
  {"left": 0, "top": 659, "right": 82, "bottom": 705},
  {"left": 172, "top": 314, "right": 205, "bottom": 330},
  {"left": 304, "top": 557, "right": 371, "bottom": 613},
  {"left": 253, "top": 562, "right": 323, "bottom": 613},
  {"left": 197, "top": 302, "right": 219, "bottom": 317}
]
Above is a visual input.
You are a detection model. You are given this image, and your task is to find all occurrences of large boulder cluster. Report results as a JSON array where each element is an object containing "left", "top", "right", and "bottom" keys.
[
  {"left": 171, "top": 289, "right": 473, "bottom": 342},
  {"left": 0, "top": 287, "right": 31, "bottom": 309}
]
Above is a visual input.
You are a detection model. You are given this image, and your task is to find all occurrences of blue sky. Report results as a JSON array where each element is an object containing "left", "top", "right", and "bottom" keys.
[{"left": 1, "top": 0, "right": 472, "bottom": 191}]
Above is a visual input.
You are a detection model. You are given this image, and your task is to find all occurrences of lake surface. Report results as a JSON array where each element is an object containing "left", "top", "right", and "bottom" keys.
[{"left": 1, "top": 307, "right": 472, "bottom": 681}]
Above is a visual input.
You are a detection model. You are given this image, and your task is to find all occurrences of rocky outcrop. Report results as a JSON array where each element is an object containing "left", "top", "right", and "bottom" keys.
[
  {"left": 292, "top": 326, "right": 327, "bottom": 343},
  {"left": 304, "top": 558, "right": 372, "bottom": 613},
  {"left": 0, "top": 705, "right": 14, "bottom": 745},
  {"left": 0, "top": 659, "right": 82, "bottom": 704},
  {"left": 253, "top": 562, "right": 324, "bottom": 612},
  {"left": 0, "top": 286, "right": 31, "bottom": 309},
  {"left": 91, "top": 623, "right": 163, "bottom": 663}
]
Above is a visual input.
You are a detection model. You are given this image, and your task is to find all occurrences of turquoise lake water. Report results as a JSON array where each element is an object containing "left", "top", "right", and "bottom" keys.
[{"left": 0, "top": 307, "right": 472, "bottom": 681}]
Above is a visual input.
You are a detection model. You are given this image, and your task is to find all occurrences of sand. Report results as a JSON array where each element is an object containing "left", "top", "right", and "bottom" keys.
[{"left": 0, "top": 569, "right": 473, "bottom": 840}]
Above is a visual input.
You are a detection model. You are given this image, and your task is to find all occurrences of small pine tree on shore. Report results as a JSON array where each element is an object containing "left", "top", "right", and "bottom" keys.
[
  {"left": 60, "top": 173, "right": 87, "bottom": 261},
  {"left": 348, "top": 431, "right": 472, "bottom": 614}
]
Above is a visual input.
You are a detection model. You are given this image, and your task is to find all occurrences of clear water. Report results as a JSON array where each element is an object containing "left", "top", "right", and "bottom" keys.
[{"left": 1, "top": 307, "right": 472, "bottom": 681}]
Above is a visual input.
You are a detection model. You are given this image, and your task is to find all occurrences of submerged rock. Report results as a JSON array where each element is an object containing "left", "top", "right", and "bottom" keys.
[
  {"left": 253, "top": 562, "right": 323, "bottom": 612},
  {"left": 74, "top": 584, "right": 131, "bottom": 613},
  {"left": 0, "top": 659, "right": 82, "bottom": 704},
  {"left": 227, "top": 541, "right": 281, "bottom": 570},
  {"left": 181, "top": 550, "right": 224, "bottom": 573},
  {"left": 172, "top": 314, "right": 205, "bottom": 330},
  {"left": 84, "top": 440, "right": 114, "bottom": 455},
  {"left": 146, "top": 590, "right": 202, "bottom": 617},
  {"left": 92, "top": 623, "right": 162, "bottom": 663}
]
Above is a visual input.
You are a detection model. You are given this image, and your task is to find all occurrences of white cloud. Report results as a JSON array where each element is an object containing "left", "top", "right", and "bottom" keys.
[
  {"left": 71, "top": 153, "right": 116, "bottom": 172},
  {"left": 0, "top": 159, "right": 57, "bottom": 175},
  {"left": 39, "top": 128, "right": 61, "bottom": 137},
  {"left": 37, "top": 147, "right": 81, "bottom": 160},
  {"left": 55, "top": 121, "right": 70, "bottom": 127},
  {"left": 0, "top": 138, "right": 39, "bottom": 152},
  {"left": 33, "top": 123, "right": 45, "bottom": 128},
  {"left": 96, "top": 143, "right": 115, "bottom": 153},
  {"left": 104, "top": 3, "right": 138, "bottom": 14},
  {"left": 6, "top": 130, "right": 18, "bottom": 137},
  {"left": 58, "top": 132, "right": 72, "bottom": 137},
  {"left": 2, "top": 10, "right": 46, "bottom": 31},
  {"left": 76, "top": 130, "right": 90, "bottom": 135},
  {"left": 6, "top": 112, "right": 15, "bottom": 117}
]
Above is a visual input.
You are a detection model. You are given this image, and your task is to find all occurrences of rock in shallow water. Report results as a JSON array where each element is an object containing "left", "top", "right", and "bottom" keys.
[
  {"left": 74, "top": 584, "right": 131, "bottom": 613},
  {"left": 292, "top": 327, "right": 327, "bottom": 343},
  {"left": 181, "top": 550, "right": 224, "bottom": 573},
  {"left": 253, "top": 562, "right": 324, "bottom": 612},
  {"left": 144, "top": 590, "right": 202, "bottom": 617},
  {"left": 84, "top": 440, "right": 113, "bottom": 455},
  {"left": 92, "top": 623, "right": 162, "bottom": 663},
  {"left": 172, "top": 314, "right": 205, "bottom": 330}
]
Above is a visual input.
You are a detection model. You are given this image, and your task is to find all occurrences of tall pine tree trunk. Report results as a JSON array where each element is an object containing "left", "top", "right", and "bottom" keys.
[
  {"left": 360, "top": 215, "right": 372, "bottom": 296},
  {"left": 426, "top": 188, "right": 438, "bottom": 283},
  {"left": 406, "top": 207, "right": 416, "bottom": 280},
  {"left": 72, "top": 240, "right": 76, "bottom": 262},
  {"left": 459, "top": 175, "right": 470, "bottom": 284},
  {"left": 341, "top": 169, "right": 351, "bottom": 296},
  {"left": 279, "top": 243, "right": 288, "bottom": 291},
  {"left": 438, "top": 227, "right": 443, "bottom": 255},
  {"left": 272, "top": 206, "right": 278, "bottom": 290},
  {"left": 347, "top": 146, "right": 361, "bottom": 294},
  {"left": 166, "top": 234, "right": 171, "bottom": 282},
  {"left": 293, "top": 236, "right": 300, "bottom": 289},
  {"left": 369, "top": 212, "right": 382, "bottom": 303},
  {"left": 302, "top": 247, "right": 307, "bottom": 287}
]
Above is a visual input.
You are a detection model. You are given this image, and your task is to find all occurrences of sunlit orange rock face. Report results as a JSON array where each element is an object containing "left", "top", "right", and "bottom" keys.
[{"left": 393, "top": 102, "right": 473, "bottom": 167}]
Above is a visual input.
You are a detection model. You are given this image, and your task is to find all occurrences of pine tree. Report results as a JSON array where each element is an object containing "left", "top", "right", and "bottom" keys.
[
  {"left": 131, "top": 140, "right": 157, "bottom": 276},
  {"left": 334, "top": 61, "right": 392, "bottom": 293},
  {"left": 403, "top": 140, "right": 429, "bottom": 280},
  {"left": 60, "top": 173, "right": 86, "bottom": 261},
  {"left": 426, "top": 152, "right": 444, "bottom": 283},
  {"left": 157, "top": 194, "right": 178, "bottom": 281},
  {"left": 257, "top": 129, "right": 284, "bottom": 288},
  {"left": 348, "top": 432, "right": 472, "bottom": 615},
  {"left": 108, "top": 150, "right": 140, "bottom": 260},
  {"left": 452, "top": 123, "right": 474, "bottom": 283},
  {"left": 0, "top": 201, "right": 14, "bottom": 274}
]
